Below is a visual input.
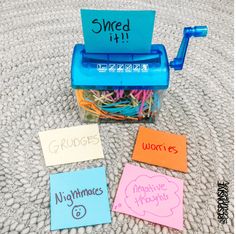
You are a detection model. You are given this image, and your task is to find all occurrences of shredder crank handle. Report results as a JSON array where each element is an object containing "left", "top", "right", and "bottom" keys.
[{"left": 170, "top": 26, "right": 208, "bottom": 71}]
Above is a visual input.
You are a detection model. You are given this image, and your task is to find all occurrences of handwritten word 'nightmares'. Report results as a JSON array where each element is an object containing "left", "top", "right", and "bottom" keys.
[
  {"left": 48, "top": 134, "right": 99, "bottom": 154},
  {"left": 91, "top": 19, "right": 130, "bottom": 44},
  {"left": 55, "top": 187, "right": 103, "bottom": 207}
]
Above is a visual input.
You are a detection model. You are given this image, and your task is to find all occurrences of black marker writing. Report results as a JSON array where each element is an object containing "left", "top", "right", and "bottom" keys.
[
  {"left": 92, "top": 19, "right": 130, "bottom": 33},
  {"left": 55, "top": 187, "right": 103, "bottom": 207},
  {"left": 91, "top": 18, "right": 130, "bottom": 44},
  {"left": 72, "top": 205, "right": 87, "bottom": 220}
]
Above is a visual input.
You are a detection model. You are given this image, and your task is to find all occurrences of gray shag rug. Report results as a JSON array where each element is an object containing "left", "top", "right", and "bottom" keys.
[{"left": 0, "top": 0, "right": 234, "bottom": 233}]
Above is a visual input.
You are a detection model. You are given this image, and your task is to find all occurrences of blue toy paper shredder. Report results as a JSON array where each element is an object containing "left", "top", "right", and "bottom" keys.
[{"left": 71, "top": 25, "right": 208, "bottom": 122}]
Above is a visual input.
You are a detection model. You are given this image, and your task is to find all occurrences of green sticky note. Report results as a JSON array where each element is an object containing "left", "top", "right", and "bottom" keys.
[{"left": 81, "top": 9, "right": 156, "bottom": 53}]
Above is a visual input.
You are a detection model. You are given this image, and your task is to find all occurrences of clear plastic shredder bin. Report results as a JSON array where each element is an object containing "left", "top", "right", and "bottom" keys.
[{"left": 71, "top": 26, "right": 208, "bottom": 123}]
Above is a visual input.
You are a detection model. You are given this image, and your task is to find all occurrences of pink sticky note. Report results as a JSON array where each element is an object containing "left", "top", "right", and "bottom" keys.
[{"left": 113, "top": 164, "right": 184, "bottom": 230}]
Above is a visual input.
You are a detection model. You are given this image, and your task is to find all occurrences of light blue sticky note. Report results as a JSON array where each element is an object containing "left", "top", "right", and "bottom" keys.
[
  {"left": 81, "top": 9, "right": 156, "bottom": 53},
  {"left": 50, "top": 167, "right": 111, "bottom": 230}
]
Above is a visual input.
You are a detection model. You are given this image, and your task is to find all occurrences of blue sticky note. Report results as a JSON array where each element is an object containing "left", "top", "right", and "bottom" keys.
[
  {"left": 50, "top": 167, "right": 111, "bottom": 230},
  {"left": 81, "top": 9, "right": 156, "bottom": 53}
]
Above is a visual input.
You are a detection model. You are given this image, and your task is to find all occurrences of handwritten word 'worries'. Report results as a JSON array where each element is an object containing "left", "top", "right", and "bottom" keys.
[
  {"left": 142, "top": 142, "right": 178, "bottom": 154},
  {"left": 48, "top": 134, "right": 100, "bottom": 154}
]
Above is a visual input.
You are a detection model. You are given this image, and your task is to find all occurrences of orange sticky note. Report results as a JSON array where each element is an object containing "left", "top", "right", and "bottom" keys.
[{"left": 132, "top": 126, "right": 187, "bottom": 172}]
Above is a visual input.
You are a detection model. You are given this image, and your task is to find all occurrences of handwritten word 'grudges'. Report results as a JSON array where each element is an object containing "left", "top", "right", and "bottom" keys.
[
  {"left": 142, "top": 142, "right": 178, "bottom": 154},
  {"left": 48, "top": 134, "right": 99, "bottom": 154},
  {"left": 55, "top": 187, "right": 103, "bottom": 207},
  {"left": 125, "top": 175, "right": 180, "bottom": 217}
]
